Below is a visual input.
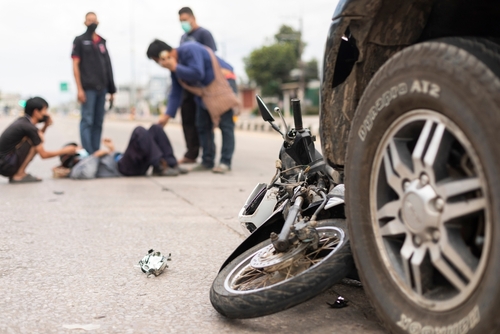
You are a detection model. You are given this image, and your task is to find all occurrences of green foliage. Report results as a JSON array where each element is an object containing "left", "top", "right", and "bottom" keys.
[
  {"left": 274, "top": 25, "right": 305, "bottom": 59},
  {"left": 244, "top": 43, "right": 297, "bottom": 96},
  {"left": 244, "top": 24, "right": 317, "bottom": 97}
]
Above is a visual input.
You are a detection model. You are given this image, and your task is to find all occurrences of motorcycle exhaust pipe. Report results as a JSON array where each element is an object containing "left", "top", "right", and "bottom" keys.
[{"left": 273, "top": 196, "right": 304, "bottom": 252}]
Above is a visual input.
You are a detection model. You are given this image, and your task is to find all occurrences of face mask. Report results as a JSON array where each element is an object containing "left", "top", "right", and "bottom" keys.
[
  {"left": 38, "top": 115, "right": 49, "bottom": 123},
  {"left": 76, "top": 148, "right": 89, "bottom": 159},
  {"left": 181, "top": 21, "right": 192, "bottom": 33},
  {"left": 87, "top": 23, "right": 98, "bottom": 33}
]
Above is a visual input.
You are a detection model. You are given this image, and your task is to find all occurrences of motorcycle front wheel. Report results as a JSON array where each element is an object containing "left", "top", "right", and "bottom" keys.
[{"left": 210, "top": 219, "right": 353, "bottom": 318}]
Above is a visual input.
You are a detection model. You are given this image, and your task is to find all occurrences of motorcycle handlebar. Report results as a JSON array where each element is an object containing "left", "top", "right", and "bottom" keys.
[{"left": 291, "top": 99, "right": 303, "bottom": 131}]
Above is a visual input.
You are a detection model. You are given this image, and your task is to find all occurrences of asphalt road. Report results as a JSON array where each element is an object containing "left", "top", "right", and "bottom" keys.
[{"left": 0, "top": 114, "right": 386, "bottom": 333}]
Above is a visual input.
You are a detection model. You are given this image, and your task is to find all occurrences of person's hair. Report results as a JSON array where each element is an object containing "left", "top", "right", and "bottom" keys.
[
  {"left": 178, "top": 7, "right": 194, "bottom": 16},
  {"left": 60, "top": 143, "right": 79, "bottom": 168},
  {"left": 24, "top": 97, "right": 48, "bottom": 116},
  {"left": 85, "top": 12, "right": 96, "bottom": 18},
  {"left": 146, "top": 39, "right": 172, "bottom": 59}
]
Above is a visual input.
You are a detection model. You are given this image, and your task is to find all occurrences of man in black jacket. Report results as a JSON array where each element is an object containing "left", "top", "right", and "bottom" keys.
[{"left": 72, "top": 12, "right": 116, "bottom": 154}]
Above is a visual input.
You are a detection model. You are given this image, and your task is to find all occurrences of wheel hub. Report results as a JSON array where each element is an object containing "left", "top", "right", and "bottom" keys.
[
  {"left": 250, "top": 242, "right": 309, "bottom": 271},
  {"left": 402, "top": 176, "right": 441, "bottom": 236}
]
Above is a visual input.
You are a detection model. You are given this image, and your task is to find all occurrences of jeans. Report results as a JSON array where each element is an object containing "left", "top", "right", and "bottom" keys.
[
  {"left": 80, "top": 89, "right": 107, "bottom": 154},
  {"left": 196, "top": 106, "right": 235, "bottom": 168},
  {"left": 180, "top": 90, "right": 200, "bottom": 160}
]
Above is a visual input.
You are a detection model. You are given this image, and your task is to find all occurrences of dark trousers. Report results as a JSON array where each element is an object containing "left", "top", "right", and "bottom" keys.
[
  {"left": 181, "top": 91, "right": 200, "bottom": 160},
  {"left": 0, "top": 137, "right": 32, "bottom": 177},
  {"left": 118, "top": 125, "right": 177, "bottom": 176}
]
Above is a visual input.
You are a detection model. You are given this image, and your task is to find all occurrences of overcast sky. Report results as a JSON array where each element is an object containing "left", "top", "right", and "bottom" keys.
[{"left": 0, "top": 0, "right": 339, "bottom": 105}]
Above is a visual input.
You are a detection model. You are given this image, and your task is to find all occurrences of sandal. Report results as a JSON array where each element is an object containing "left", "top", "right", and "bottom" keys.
[{"left": 9, "top": 174, "right": 42, "bottom": 184}]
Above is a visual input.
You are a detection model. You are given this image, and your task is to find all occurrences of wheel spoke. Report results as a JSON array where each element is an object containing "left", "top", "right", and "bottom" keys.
[
  {"left": 388, "top": 139, "right": 413, "bottom": 179},
  {"left": 437, "top": 177, "right": 481, "bottom": 200},
  {"left": 379, "top": 218, "right": 407, "bottom": 237},
  {"left": 383, "top": 150, "right": 403, "bottom": 194},
  {"left": 400, "top": 237, "right": 415, "bottom": 287},
  {"left": 423, "top": 123, "right": 446, "bottom": 169},
  {"left": 411, "top": 247, "right": 427, "bottom": 296},
  {"left": 377, "top": 200, "right": 401, "bottom": 220},
  {"left": 441, "top": 197, "right": 486, "bottom": 222},
  {"left": 430, "top": 245, "right": 466, "bottom": 291},
  {"left": 440, "top": 236, "right": 476, "bottom": 281},
  {"left": 412, "top": 120, "right": 433, "bottom": 172}
]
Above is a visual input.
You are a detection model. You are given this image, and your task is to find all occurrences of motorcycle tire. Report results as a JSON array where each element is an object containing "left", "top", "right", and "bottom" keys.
[
  {"left": 210, "top": 219, "right": 353, "bottom": 318},
  {"left": 346, "top": 37, "right": 500, "bottom": 334}
]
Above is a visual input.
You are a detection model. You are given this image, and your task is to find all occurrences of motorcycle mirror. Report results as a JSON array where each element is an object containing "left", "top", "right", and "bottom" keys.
[{"left": 256, "top": 95, "right": 275, "bottom": 122}]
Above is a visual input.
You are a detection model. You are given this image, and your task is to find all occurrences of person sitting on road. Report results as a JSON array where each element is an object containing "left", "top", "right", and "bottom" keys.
[
  {"left": 57, "top": 124, "right": 188, "bottom": 179},
  {"left": 0, "top": 97, "right": 78, "bottom": 183}
]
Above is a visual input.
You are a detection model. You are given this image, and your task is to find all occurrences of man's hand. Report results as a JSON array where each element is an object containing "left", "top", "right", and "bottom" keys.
[
  {"left": 45, "top": 114, "right": 53, "bottom": 126},
  {"left": 159, "top": 54, "right": 177, "bottom": 71},
  {"left": 77, "top": 89, "right": 86, "bottom": 103},
  {"left": 158, "top": 114, "right": 171, "bottom": 127},
  {"left": 102, "top": 138, "right": 115, "bottom": 152},
  {"left": 63, "top": 145, "right": 79, "bottom": 155},
  {"left": 41, "top": 114, "right": 53, "bottom": 133}
]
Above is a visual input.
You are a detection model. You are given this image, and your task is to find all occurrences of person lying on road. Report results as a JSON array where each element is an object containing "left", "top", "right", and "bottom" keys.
[{"left": 56, "top": 124, "right": 188, "bottom": 179}]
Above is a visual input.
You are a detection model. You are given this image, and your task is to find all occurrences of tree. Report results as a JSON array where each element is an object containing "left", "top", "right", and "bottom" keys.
[
  {"left": 244, "top": 25, "right": 317, "bottom": 97},
  {"left": 244, "top": 43, "right": 297, "bottom": 96},
  {"left": 274, "top": 25, "right": 304, "bottom": 60}
]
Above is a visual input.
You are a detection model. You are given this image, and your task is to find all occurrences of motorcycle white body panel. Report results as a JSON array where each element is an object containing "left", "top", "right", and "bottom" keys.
[{"left": 238, "top": 183, "right": 279, "bottom": 235}]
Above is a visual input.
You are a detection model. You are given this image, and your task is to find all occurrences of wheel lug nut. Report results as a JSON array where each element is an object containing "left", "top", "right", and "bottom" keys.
[
  {"left": 420, "top": 174, "right": 429, "bottom": 186},
  {"left": 432, "top": 230, "right": 441, "bottom": 242},
  {"left": 414, "top": 235, "right": 422, "bottom": 246},
  {"left": 403, "top": 181, "right": 411, "bottom": 191},
  {"left": 435, "top": 197, "right": 445, "bottom": 211}
]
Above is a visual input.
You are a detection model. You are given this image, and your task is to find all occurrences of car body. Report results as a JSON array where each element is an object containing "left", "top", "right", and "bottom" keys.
[{"left": 320, "top": 0, "right": 500, "bottom": 169}]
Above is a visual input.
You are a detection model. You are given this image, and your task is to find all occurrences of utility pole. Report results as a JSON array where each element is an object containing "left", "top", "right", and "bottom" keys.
[
  {"left": 129, "top": 0, "right": 137, "bottom": 112},
  {"left": 298, "top": 16, "right": 305, "bottom": 103}
]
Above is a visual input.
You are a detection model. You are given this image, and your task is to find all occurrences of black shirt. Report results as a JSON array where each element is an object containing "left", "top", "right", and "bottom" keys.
[
  {"left": 180, "top": 27, "right": 217, "bottom": 51},
  {"left": 72, "top": 32, "right": 116, "bottom": 93},
  {"left": 0, "top": 117, "right": 42, "bottom": 158}
]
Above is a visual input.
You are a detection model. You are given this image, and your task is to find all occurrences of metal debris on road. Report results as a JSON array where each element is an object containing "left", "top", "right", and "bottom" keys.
[
  {"left": 327, "top": 296, "right": 349, "bottom": 309},
  {"left": 138, "top": 249, "right": 171, "bottom": 277}
]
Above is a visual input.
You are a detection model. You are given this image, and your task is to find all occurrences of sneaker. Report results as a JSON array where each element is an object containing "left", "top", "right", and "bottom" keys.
[
  {"left": 173, "top": 165, "right": 189, "bottom": 174},
  {"left": 160, "top": 168, "right": 179, "bottom": 177},
  {"left": 212, "top": 163, "right": 231, "bottom": 174},
  {"left": 153, "top": 166, "right": 180, "bottom": 176},
  {"left": 178, "top": 157, "right": 197, "bottom": 164},
  {"left": 191, "top": 164, "right": 212, "bottom": 172}
]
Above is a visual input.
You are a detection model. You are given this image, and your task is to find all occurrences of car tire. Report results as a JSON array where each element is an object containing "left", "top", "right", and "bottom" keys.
[{"left": 346, "top": 38, "right": 500, "bottom": 333}]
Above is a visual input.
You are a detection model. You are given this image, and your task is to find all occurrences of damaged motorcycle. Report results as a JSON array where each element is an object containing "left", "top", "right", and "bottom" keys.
[{"left": 209, "top": 96, "right": 353, "bottom": 318}]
